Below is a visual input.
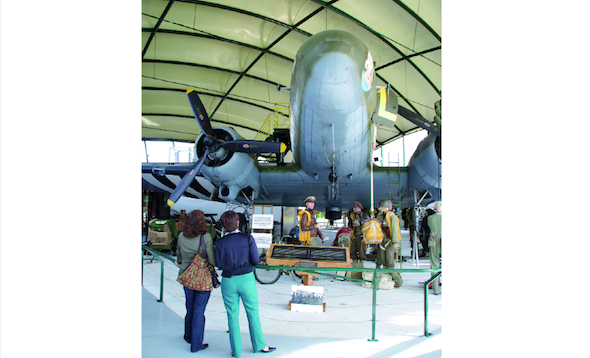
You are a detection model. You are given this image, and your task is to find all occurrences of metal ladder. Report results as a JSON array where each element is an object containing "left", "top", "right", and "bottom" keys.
[
  {"left": 379, "top": 150, "right": 403, "bottom": 268},
  {"left": 254, "top": 102, "right": 290, "bottom": 141},
  {"left": 383, "top": 151, "right": 402, "bottom": 208},
  {"left": 254, "top": 103, "right": 290, "bottom": 164}
]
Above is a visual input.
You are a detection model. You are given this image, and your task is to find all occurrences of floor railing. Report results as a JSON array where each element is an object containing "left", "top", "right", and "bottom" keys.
[
  {"left": 256, "top": 265, "right": 442, "bottom": 339},
  {"left": 142, "top": 245, "right": 441, "bottom": 339},
  {"left": 142, "top": 245, "right": 175, "bottom": 302}
]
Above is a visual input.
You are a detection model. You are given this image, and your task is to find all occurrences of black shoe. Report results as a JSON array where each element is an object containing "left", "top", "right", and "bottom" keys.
[
  {"left": 191, "top": 343, "right": 208, "bottom": 353},
  {"left": 259, "top": 346, "right": 276, "bottom": 353}
]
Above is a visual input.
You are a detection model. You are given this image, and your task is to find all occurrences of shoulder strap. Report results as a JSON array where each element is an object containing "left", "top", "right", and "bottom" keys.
[
  {"left": 385, "top": 211, "right": 392, "bottom": 228},
  {"left": 199, "top": 233, "right": 206, "bottom": 258},
  {"left": 300, "top": 210, "right": 311, "bottom": 225}
]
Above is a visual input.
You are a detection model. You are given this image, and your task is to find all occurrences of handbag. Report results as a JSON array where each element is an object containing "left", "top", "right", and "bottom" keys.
[
  {"left": 177, "top": 234, "right": 213, "bottom": 291},
  {"left": 202, "top": 235, "right": 221, "bottom": 289},
  {"left": 209, "top": 264, "right": 221, "bottom": 289}
]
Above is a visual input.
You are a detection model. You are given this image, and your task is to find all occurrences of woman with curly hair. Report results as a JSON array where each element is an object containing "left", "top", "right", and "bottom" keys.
[{"left": 175, "top": 210, "right": 215, "bottom": 353}]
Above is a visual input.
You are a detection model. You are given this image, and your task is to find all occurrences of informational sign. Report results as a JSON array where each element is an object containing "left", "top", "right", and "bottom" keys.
[
  {"left": 291, "top": 285, "right": 324, "bottom": 313},
  {"left": 270, "top": 245, "right": 348, "bottom": 262},
  {"left": 252, "top": 233, "right": 272, "bottom": 249},
  {"left": 266, "top": 244, "right": 350, "bottom": 268},
  {"left": 251, "top": 214, "right": 274, "bottom": 229}
]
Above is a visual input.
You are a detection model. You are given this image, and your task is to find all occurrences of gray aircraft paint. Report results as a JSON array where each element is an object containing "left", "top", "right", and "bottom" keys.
[{"left": 142, "top": 30, "right": 440, "bottom": 216}]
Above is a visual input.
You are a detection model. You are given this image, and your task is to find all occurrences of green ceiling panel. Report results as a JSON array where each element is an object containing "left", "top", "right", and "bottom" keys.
[{"left": 141, "top": 0, "right": 441, "bottom": 147}]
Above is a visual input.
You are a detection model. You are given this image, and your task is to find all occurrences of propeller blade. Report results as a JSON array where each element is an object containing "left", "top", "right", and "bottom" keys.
[
  {"left": 398, "top": 106, "right": 440, "bottom": 136},
  {"left": 187, "top": 88, "right": 213, "bottom": 135},
  {"left": 218, "top": 140, "right": 287, "bottom": 154},
  {"left": 167, "top": 148, "right": 210, "bottom": 207}
]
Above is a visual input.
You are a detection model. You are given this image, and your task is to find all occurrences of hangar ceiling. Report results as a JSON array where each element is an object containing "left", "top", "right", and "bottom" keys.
[{"left": 142, "top": 0, "right": 441, "bottom": 149}]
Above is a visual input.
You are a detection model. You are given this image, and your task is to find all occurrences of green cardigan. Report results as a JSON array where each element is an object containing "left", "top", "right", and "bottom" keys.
[{"left": 176, "top": 232, "right": 215, "bottom": 276}]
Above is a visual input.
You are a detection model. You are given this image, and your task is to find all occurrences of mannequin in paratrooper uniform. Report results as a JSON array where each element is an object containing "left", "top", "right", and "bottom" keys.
[
  {"left": 348, "top": 201, "right": 368, "bottom": 280},
  {"left": 376, "top": 199, "right": 403, "bottom": 288},
  {"left": 406, "top": 207, "right": 415, "bottom": 251},
  {"left": 299, "top": 196, "right": 324, "bottom": 246},
  {"left": 427, "top": 201, "right": 442, "bottom": 295}
]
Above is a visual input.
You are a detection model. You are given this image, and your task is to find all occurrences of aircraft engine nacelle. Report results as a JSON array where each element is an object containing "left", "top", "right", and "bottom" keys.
[
  {"left": 195, "top": 127, "right": 260, "bottom": 202},
  {"left": 407, "top": 132, "right": 441, "bottom": 201}
]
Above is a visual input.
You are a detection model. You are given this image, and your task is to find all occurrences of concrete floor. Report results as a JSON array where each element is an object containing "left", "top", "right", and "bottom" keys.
[{"left": 142, "top": 228, "right": 442, "bottom": 357}]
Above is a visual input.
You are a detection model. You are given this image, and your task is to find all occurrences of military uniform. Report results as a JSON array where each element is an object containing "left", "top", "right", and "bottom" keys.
[
  {"left": 333, "top": 227, "right": 352, "bottom": 279},
  {"left": 349, "top": 202, "right": 368, "bottom": 280},
  {"left": 406, "top": 208, "right": 415, "bottom": 248},
  {"left": 427, "top": 209, "right": 442, "bottom": 294},
  {"left": 300, "top": 210, "right": 324, "bottom": 246},
  {"left": 376, "top": 209, "right": 403, "bottom": 288},
  {"left": 299, "top": 196, "right": 324, "bottom": 246}
]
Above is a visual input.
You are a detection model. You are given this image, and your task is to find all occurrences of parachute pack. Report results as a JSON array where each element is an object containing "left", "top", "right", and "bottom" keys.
[
  {"left": 298, "top": 210, "right": 311, "bottom": 242},
  {"left": 361, "top": 219, "right": 383, "bottom": 244},
  {"left": 335, "top": 227, "right": 352, "bottom": 247}
]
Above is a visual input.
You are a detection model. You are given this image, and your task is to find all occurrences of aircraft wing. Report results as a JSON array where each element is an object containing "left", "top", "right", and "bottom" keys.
[
  {"left": 142, "top": 163, "right": 218, "bottom": 201},
  {"left": 142, "top": 161, "right": 416, "bottom": 211}
]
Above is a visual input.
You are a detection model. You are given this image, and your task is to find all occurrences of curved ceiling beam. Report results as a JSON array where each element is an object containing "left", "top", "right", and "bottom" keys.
[
  {"left": 309, "top": 0, "right": 440, "bottom": 96},
  {"left": 208, "top": 3, "right": 326, "bottom": 119},
  {"left": 375, "top": 126, "right": 424, "bottom": 148},
  {"left": 376, "top": 46, "right": 441, "bottom": 71},
  {"left": 141, "top": 115, "right": 261, "bottom": 135},
  {"left": 391, "top": 0, "right": 440, "bottom": 42},
  {"left": 142, "top": 0, "right": 175, "bottom": 59},
  {"left": 142, "top": 137, "right": 194, "bottom": 143},
  {"left": 141, "top": 124, "right": 198, "bottom": 138},
  {"left": 177, "top": 0, "right": 313, "bottom": 36},
  {"left": 142, "top": 87, "right": 285, "bottom": 115},
  {"left": 141, "top": 28, "right": 295, "bottom": 64},
  {"left": 142, "top": 59, "right": 289, "bottom": 89}
]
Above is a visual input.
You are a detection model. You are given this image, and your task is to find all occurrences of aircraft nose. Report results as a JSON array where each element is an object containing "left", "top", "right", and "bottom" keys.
[
  {"left": 316, "top": 39, "right": 352, "bottom": 56},
  {"left": 312, "top": 53, "right": 360, "bottom": 110}
]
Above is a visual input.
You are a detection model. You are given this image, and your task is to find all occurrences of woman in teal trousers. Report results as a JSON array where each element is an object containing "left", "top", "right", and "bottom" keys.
[{"left": 215, "top": 211, "right": 276, "bottom": 357}]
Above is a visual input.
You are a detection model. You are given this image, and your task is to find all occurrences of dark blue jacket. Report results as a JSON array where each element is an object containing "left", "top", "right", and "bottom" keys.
[{"left": 214, "top": 232, "right": 260, "bottom": 278}]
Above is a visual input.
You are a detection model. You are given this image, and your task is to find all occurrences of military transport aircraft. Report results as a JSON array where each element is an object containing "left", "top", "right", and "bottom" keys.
[{"left": 142, "top": 29, "right": 441, "bottom": 222}]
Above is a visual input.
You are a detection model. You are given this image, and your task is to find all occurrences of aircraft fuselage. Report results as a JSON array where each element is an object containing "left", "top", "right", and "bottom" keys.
[
  {"left": 290, "top": 30, "right": 377, "bottom": 183},
  {"left": 142, "top": 30, "right": 441, "bottom": 216}
]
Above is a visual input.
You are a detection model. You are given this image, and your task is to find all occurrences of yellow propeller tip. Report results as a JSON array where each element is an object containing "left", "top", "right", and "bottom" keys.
[
  {"left": 186, "top": 88, "right": 195, "bottom": 94},
  {"left": 280, "top": 142, "right": 287, "bottom": 153},
  {"left": 167, "top": 199, "right": 176, "bottom": 207}
]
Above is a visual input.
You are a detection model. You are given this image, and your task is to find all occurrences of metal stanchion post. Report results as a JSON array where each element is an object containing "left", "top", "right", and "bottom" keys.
[
  {"left": 158, "top": 256, "right": 164, "bottom": 302},
  {"left": 423, "top": 271, "right": 441, "bottom": 337},
  {"left": 369, "top": 268, "right": 379, "bottom": 342}
]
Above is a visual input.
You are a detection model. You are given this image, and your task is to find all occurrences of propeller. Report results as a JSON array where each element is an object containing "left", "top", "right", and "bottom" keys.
[
  {"left": 398, "top": 105, "right": 440, "bottom": 136},
  {"left": 218, "top": 140, "right": 286, "bottom": 154},
  {"left": 167, "top": 88, "right": 287, "bottom": 206},
  {"left": 187, "top": 88, "right": 213, "bottom": 135},
  {"left": 167, "top": 148, "right": 210, "bottom": 207}
]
